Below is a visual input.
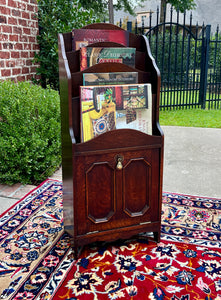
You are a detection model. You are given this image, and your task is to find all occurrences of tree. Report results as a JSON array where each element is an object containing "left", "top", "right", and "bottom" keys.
[
  {"left": 34, "top": 0, "right": 99, "bottom": 90},
  {"left": 160, "top": 0, "right": 196, "bottom": 23},
  {"left": 79, "top": 0, "right": 146, "bottom": 23}
]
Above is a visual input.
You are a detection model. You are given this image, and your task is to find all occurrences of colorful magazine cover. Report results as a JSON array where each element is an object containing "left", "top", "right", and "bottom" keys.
[
  {"left": 83, "top": 72, "right": 138, "bottom": 86},
  {"left": 80, "top": 83, "right": 152, "bottom": 142},
  {"left": 80, "top": 47, "right": 136, "bottom": 71},
  {"left": 72, "top": 29, "right": 129, "bottom": 51},
  {"left": 80, "top": 86, "right": 116, "bottom": 142}
]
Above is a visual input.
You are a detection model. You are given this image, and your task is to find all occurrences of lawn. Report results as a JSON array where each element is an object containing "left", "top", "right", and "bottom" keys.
[{"left": 159, "top": 108, "right": 221, "bottom": 128}]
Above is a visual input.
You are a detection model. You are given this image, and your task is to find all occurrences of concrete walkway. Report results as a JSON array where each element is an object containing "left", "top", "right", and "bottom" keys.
[
  {"left": 0, "top": 126, "right": 221, "bottom": 215},
  {"left": 162, "top": 126, "right": 221, "bottom": 198},
  {"left": 0, "top": 168, "right": 62, "bottom": 215}
]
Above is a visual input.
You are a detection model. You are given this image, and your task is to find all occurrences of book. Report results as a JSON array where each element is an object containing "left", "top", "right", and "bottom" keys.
[
  {"left": 83, "top": 72, "right": 138, "bottom": 86},
  {"left": 72, "top": 28, "right": 129, "bottom": 51},
  {"left": 80, "top": 47, "right": 136, "bottom": 71},
  {"left": 80, "top": 83, "right": 152, "bottom": 142}
]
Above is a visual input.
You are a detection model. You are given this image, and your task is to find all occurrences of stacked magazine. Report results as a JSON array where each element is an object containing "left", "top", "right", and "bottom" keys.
[{"left": 72, "top": 28, "right": 152, "bottom": 143}]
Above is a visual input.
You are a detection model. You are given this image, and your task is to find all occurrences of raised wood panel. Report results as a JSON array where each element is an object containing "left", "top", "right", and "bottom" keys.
[
  {"left": 123, "top": 158, "right": 151, "bottom": 217},
  {"left": 86, "top": 162, "right": 115, "bottom": 223}
]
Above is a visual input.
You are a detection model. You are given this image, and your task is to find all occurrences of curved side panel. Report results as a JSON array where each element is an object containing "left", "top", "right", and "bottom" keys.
[
  {"left": 123, "top": 158, "right": 151, "bottom": 217},
  {"left": 86, "top": 162, "right": 115, "bottom": 223}
]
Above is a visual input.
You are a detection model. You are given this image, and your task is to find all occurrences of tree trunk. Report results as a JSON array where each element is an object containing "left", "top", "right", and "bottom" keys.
[
  {"left": 160, "top": 0, "right": 167, "bottom": 24},
  {"left": 109, "top": 0, "right": 114, "bottom": 24}
]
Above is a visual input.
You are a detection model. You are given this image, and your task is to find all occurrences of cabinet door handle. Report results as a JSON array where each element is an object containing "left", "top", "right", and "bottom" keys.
[{"left": 116, "top": 155, "right": 124, "bottom": 170}]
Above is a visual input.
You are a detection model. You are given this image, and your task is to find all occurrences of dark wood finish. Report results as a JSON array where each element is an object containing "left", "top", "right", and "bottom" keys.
[{"left": 58, "top": 23, "right": 164, "bottom": 259}]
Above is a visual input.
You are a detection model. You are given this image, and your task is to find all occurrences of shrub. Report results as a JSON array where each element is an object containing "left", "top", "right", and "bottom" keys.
[{"left": 0, "top": 81, "right": 61, "bottom": 185}]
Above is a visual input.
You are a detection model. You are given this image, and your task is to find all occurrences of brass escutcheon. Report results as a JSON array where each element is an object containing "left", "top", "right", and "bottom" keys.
[{"left": 115, "top": 155, "right": 124, "bottom": 170}]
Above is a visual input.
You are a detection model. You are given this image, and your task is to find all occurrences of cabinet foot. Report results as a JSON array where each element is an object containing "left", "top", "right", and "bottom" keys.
[{"left": 153, "top": 231, "right": 160, "bottom": 243}]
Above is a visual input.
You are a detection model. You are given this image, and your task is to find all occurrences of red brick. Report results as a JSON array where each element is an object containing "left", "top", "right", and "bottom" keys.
[
  {"left": 15, "top": 59, "right": 23, "bottom": 66},
  {"left": 11, "top": 51, "right": 20, "bottom": 58},
  {"left": 0, "top": 6, "right": 10, "bottom": 14},
  {"left": 20, "top": 35, "right": 28, "bottom": 42},
  {"left": 24, "top": 43, "right": 31, "bottom": 50},
  {"left": 21, "top": 51, "right": 29, "bottom": 58},
  {"left": 32, "top": 43, "right": 39, "bottom": 50},
  {"left": 6, "top": 60, "right": 16, "bottom": 67},
  {"left": 0, "top": 15, "right": 6, "bottom": 23},
  {"left": 11, "top": 9, "right": 21, "bottom": 17},
  {"left": 0, "top": 0, "right": 6, "bottom": 5},
  {"left": 12, "top": 68, "right": 21, "bottom": 75},
  {"left": 13, "top": 27, "right": 22, "bottom": 34},
  {"left": 9, "top": 34, "right": 18, "bottom": 42},
  {"left": 23, "top": 28, "right": 30, "bottom": 35},
  {"left": 14, "top": 43, "right": 22, "bottom": 50},
  {"left": 22, "top": 11, "right": 30, "bottom": 19},
  {"left": 17, "top": 2, "right": 26, "bottom": 10},
  {"left": 30, "top": 66, "right": 37, "bottom": 73},
  {"left": 3, "top": 42, "right": 13, "bottom": 49},
  {"left": 18, "top": 18, "right": 27, "bottom": 26},
  {"left": 27, "top": 4, "right": 35, "bottom": 12},
  {"left": 1, "top": 69, "right": 11, "bottom": 76},
  {"left": 0, "top": 60, "right": 5, "bottom": 68},
  {"left": 0, "top": 33, "right": 8, "bottom": 42},
  {"left": 8, "top": 16, "right": 18, "bottom": 25},
  {"left": 0, "top": 51, "right": 10, "bottom": 59},
  {"left": 22, "top": 67, "right": 29, "bottom": 74},
  {"left": 1, "top": 25, "right": 12, "bottom": 33},
  {"left": 26, "top": 74, "right": 33, "bottom": 80},
  {"left": 17, "top": 75, "right": 26, "bottom": 81},
  {"left": 8, "top": 0, "right": 17, "bottom": 8},
  {"left": 26, "top": 59, "right": 33, "bottom": 66},
  {"left": 18, "top": 19, "right": 27, "bottom": 27},
  {"left": 28, "top": 36, "right": 35, "bottom": 43}
]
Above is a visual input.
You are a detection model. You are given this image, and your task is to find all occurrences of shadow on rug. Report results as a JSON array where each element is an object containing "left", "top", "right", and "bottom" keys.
[{"left": 0, "top": 179, "right": 221, "bottom": 299}]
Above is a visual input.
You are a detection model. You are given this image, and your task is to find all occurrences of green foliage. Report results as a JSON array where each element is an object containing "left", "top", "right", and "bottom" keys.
[
  {"left": 167, "top": 0, "right": 196, "bottom": 13},
  {"left": 34, "top": 0, "right": 99, "bottom": 90},
  {"left": 0, "top": 81, "right": 61, "bottom": 185},
  {"left": 160, "top": 108, "right": 221, "bottom": 128},
  {"left": 79, "top": 0, "right": 146, "bottom": 19}
]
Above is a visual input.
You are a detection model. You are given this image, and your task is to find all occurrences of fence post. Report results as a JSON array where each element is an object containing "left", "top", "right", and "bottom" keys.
[
  {"left": 199, "top": 24, "right": 211, "bottom": 109},
  {"left": 127, "top": 21, "right": 132, "bottom": 32}
]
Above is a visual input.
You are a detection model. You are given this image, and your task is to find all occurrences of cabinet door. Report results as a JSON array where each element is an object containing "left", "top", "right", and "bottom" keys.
[{"left": 74, "top": 148, "right": 160, "bottom": 235}]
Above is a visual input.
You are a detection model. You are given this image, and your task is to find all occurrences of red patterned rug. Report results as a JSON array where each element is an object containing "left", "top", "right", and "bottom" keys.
[{"left": 0, "top": 179, "right": 221, "bottom": 299}]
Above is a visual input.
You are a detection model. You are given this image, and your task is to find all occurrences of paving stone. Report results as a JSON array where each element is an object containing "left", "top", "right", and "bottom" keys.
[
  {"left": 12, "top": 185, "right": 37, "bottom": 199},
  {"left": 0, "top": 183, "right": 23, "bottom": 198}
]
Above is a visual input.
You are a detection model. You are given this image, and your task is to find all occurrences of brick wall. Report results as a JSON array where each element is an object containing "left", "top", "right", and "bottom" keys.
[{"left": 0, "top": 0, "right": 39, "bottom": 81}]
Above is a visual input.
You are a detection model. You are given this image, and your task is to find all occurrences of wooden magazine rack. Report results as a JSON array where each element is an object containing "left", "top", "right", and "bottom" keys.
[{"left": 58, "top": 23, "right": 164, "bottom": 258}]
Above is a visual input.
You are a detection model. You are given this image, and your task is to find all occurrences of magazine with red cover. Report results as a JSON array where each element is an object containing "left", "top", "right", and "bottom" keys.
[{"left": 72, "top": 28, "right": 129, "bottom": 51}]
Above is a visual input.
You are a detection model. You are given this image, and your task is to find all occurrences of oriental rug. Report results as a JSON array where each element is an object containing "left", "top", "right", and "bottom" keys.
[{"left": 0, "top": 179, "right": 221, "bottom": 299}]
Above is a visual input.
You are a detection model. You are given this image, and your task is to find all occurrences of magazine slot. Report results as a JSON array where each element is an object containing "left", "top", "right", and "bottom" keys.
[{"left": 71, "top": 65, "right": 151, "bottom": 97}]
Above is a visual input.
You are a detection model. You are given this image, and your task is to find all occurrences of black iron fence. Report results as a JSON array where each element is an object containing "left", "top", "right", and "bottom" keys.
[{"left": 119, "top": 8, "right": 221, "bottom": 109}]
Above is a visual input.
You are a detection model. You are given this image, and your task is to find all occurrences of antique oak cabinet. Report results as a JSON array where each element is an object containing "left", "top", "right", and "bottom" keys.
[{"left": 58, "top": 23, "right": 164, "bottom": 258}]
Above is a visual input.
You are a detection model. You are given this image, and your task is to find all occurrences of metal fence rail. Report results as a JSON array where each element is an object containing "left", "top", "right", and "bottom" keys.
[{"left": 119, "top": 8, "right": 221, "bottom": 109}]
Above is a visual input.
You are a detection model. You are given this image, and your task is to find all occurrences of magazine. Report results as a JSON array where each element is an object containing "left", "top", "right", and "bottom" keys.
[
  {"left": 80, "top": 83, "right": 152, "bottom": 142},
  {"left": 83, "top": 72, "right": 138, "bottom": 86},
  {"left": 80, "top": 47, "right": 136, "bottom": 71},
  {"left": 72, "top": 28, "right": 129, "bottom": 51}
]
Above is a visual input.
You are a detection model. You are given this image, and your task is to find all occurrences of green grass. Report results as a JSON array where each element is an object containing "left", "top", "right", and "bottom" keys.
[{"left": 159, "top": 108, "right": 221, "bottom": 128}]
